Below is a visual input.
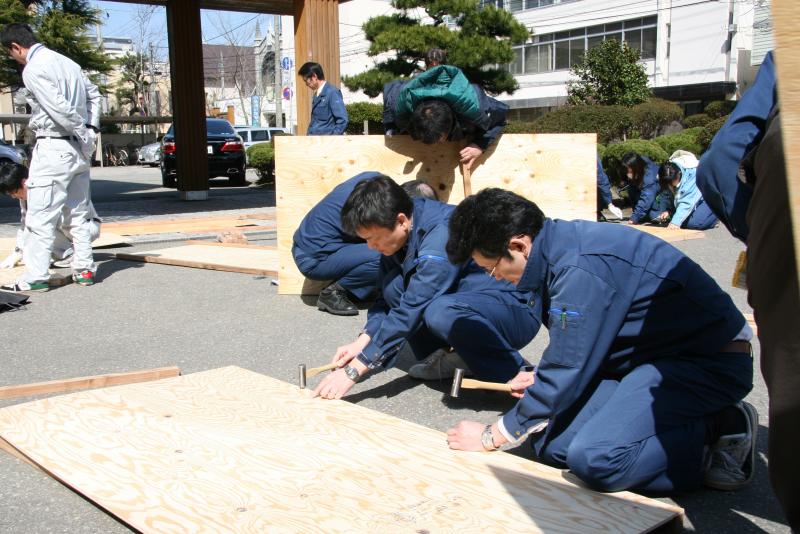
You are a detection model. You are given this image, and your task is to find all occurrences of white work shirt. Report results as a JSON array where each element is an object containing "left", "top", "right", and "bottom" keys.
[{"left": 22, "top": 43, "right": 101, "bottom": 137}]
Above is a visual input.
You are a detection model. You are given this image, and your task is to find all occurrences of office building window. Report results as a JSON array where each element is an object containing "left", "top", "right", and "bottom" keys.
[
  {"left": 481, "top": 0, "right": 580, "bottom": 11},
  {"left": 508, "top": 15, "right": 657, "bottom": 75}
]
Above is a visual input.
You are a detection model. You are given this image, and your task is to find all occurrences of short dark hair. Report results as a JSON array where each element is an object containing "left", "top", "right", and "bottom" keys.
[
  {"left": 446, "top": 188, "right": 545, "bottom": 264},
  {"left": 409, "top": 100, "right": 454, "bottom": 144},
  {"left": 424, "top": 48, "right": 447, "bottom": 68},
  {"left": 341, "top": 175, "right": 413, "bottom": 235},
  {"left": 401, "top": 179, "right": 438, "bottom": 201},
  {"left": 0, "top": 23, "right": 38, "bottom": 49},
  {"left": 0, "top": 162, "right": 28, "bottom": 195},
  {"left": 620, "top": 152, "right": 647, "bottom": 186},
  {"left": 298, "top": 62, "right": 325, "bottom": 80},
  {"left": 658, "top": 161, "right": 682, "bottom": 189}
]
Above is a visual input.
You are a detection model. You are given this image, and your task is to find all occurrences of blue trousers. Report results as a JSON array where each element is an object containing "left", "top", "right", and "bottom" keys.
[
  {"left": 534, "top": 352, "right": 753, "bottom": 493},
  {"left": 406, "top": 290, "right": 540, "bottom": 382},
  {"left": 293, "top": 243, "right": 380, "bottom": 300},
  {"left": 682, "top": 199, "right": 718, "bottom": 230}
]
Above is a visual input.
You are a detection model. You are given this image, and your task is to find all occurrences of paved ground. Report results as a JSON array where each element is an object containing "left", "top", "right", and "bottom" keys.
[{"left": 0, "top": 167, "right": 791, "bottom": 533}]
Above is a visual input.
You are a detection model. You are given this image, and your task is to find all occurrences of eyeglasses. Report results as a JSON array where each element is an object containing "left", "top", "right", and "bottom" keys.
[{"left": 486, "top": 256, "right": 502, "bottom": 277}]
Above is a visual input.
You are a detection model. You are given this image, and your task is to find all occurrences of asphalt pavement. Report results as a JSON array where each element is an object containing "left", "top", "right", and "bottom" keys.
[{"left": 0, "top": 167, "right": 791, "bottom": 533}]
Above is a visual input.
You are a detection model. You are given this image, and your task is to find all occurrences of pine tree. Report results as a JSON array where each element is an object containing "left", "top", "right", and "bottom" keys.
[
  {"left": 0, "top": 0, "right": 112, "bottom": 91},
  {"left": 114, "top": 52, "right": 150, "bottom": 115},
  {"left": 343, "top": 0, "right": 528, "bottom": 97},
  {"left": 567, "top": 39, "right": 650, "bottom": 107}
]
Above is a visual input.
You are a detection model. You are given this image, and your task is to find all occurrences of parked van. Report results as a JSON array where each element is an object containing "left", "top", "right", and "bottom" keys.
[{"left": 235, "top": 127, "right": 291, "bottom": 149}]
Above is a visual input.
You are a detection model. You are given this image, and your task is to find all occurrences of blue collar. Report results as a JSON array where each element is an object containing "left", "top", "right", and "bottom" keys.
[{"left": 516, "top": 219, "right": 551, "bottom": 293}]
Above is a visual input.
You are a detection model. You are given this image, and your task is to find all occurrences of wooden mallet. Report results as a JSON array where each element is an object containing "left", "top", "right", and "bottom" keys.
[
  {"left": 450, "top": 368, "right": 513, "bottom": 397},
  {"left": 298, "top": 362, "right": 339, "bottom": 389}
]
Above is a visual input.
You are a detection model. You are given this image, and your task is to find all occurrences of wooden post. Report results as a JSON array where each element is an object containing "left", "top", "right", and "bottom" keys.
[
  {"left": 293, "top": 0, "right": 341, "bottom": 135},
  {"left": 166, "top": 0, "right": 209, "bottom": 200}
]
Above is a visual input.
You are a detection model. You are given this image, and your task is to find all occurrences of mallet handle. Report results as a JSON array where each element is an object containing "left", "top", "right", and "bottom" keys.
[
  {"left": 306, "top": 362, "right": 339, "bottom": 378},
  {"left": 461, "top": 378, "right": 512, "bottom": 392}
]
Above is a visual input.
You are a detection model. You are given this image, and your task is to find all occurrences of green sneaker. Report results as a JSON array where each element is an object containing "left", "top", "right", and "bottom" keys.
[
  {"left": 0, "top": 280, "right": 49, "bottom": 293},
  {"left": 73, "top": 270, "right": 95, "bottom": 286}
]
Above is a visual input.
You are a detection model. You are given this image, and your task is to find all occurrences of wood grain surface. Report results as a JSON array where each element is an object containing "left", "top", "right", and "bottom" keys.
[
  {"left": 0, "top": 366, "right": 682, "bottom": 533},
  {"left": 275, "top": 134, "right": 596, "bottom": 294},
  {"left": 102, "top": 213, "right": 275, "bottom": 236},
  {"left": 116, "top": 244, "right": 278, "bottom": 277}
]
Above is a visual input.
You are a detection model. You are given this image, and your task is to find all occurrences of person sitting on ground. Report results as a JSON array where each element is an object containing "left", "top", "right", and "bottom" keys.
[
  {"left": 312, "top": 175, "right": 541, "bottom": 399},
  {"left": 596, "top": 155, "right": 623, "bottom": 221},
  {"left": 655, "top": 151, "right": 718, "bottom": 230},
  {"left": 383, "top": 65, "right": 508, "bottom": 170},
  {"left": 0, "top": 162, "right": 100, "bottom": 270},
  {"left": 444, "top": 188, "right": 756, "bottom": 495},
  {"left": 620, "top": 151, "right": 672, "bottom": 225},
  {"left": 292, "top": 172, "right": 438, "bottom": 316}
]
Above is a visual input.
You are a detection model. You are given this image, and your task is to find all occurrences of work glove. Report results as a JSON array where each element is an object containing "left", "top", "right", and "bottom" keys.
[
  {"left": 0, "top": 250, "right": 22, "bottom": 269},
  {"left": 77, "top": 127, "right": 97, "bottom": 162},
  {"left": 607, "top": 204, "right": 623, "bottom": 219}
]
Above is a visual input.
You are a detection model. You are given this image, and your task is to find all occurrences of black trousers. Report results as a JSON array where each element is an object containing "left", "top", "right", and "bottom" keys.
[{"left": 746, "top": 110, "right": 800, "bottom": 530}]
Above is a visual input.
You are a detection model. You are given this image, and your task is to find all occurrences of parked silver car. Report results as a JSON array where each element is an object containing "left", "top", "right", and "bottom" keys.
[{"left": 137, "top": 141, "right": 161, "bottom": 167}]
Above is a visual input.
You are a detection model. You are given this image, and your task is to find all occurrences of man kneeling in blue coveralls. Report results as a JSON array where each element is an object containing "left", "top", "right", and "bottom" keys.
[
  {"left": 313, "top": 175, "right": 541, "bottom": 398},
  {"left": 444, "top": 188, "right": 756, "bottom": 494}
]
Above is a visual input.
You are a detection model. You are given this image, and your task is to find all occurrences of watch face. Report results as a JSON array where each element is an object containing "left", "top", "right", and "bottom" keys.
[{"left": 344, "top": 365, "right": 359, "bottom": 381}]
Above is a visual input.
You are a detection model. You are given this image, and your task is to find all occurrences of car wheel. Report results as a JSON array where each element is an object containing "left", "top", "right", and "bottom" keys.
[
  {"left": 228, "top": 173, "right": 248, "bottom": 187},
  {"left": 161, "top": 172, "right": 177, "bottom": 188}
]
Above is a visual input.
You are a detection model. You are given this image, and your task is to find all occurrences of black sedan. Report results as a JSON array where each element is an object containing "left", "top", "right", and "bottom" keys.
[{"left": 160, "top": 118, "right": 247, "bottom": 188}]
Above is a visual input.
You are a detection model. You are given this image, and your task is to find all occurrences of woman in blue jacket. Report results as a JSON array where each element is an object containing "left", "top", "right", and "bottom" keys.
[
  {"left": 656, "top": 152, "right": 718, "bottom": 230},
  {"left": 620, "top": 152, "right": 671, "bottom": 224}
]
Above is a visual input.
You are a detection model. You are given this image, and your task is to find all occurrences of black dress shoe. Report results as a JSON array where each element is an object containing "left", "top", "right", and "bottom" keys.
[{"left": 317, "top": 285, "right": 358, "bottom": 316}]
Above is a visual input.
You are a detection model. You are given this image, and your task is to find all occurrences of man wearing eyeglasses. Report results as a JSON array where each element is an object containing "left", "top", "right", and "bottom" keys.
[
  {"left": 298, "top": 62, "right": 348, "bottom": 136},
  {"left": 312, "top": 175, "right": 540, "bottom": 400}
]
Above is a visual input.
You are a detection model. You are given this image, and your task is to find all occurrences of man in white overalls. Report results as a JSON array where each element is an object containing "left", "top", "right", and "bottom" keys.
[{"left": 0, "top": 23, "right": 100, "bottom": 292}]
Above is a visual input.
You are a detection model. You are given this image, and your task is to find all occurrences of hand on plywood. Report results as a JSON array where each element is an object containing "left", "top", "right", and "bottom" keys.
[
  {"left": 312, "top": 367, "right": 357, "bottom": 400},
  {"left": 446, "top": 421, "right": 508, "bottom": 452},
  {"left": 459, "top": 144, "right": 483, "bottom": 170}
]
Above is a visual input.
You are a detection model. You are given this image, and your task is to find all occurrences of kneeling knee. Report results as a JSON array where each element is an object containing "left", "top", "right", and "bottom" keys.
[{"left": 566, "top": 442, "right": 633, "bottom": 493}]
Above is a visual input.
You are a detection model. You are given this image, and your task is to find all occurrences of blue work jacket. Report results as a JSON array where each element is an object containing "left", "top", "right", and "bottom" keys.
[
  {"left": 669, "top": 163, "right": 703, "bottom": 227},
  {"left": 382, "top": 80, "right": 507, "bottom": 150},
  {"left": 292, "top": 172, "right": 379, "bottom": 268},
  {"left": 502, "top": 219, "right": 746, "bottom": 449},
  {"left": 357, "top": 198, "right": 531, "bottom": 368},
  {"left": 307, "top": 82, "right": 349, "bottom": 135},
  {"left": 627, "top": 157, "right": 660, "bottom": 223},
  {"left": 696, "top": 52, "right": 777, "bottom": 243},
  {"left": 597, "top": 156, "right": 613, "bottom": 206}
]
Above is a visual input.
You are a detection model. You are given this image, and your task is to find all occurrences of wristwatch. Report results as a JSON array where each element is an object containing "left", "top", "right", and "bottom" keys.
[
  {"left": 343, "top": 364, "right": 360, "bottom": 382},
  {"left": 480, "top": 424, "right": 497, "bottom": 451}
]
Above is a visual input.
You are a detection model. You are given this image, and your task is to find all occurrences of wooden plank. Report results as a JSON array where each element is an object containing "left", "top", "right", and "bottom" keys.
[
  {"left": 0, "top": 234, "right": 130, "bottom": 252},
  {"left": 0, "top": 366, "right": 682, "bottom": 533},
  {"left": 772, "top": 0, "right": 800, "bottom": 290},
  {"left": 102, "top": 213, "right": 275, "bottom": 236},
  {"left": 628, "top": 225, "right": 706, "bottom": 243},
  {"left": 116, "top": 244, "right": 279, "bottom": 277},
  {"left": 184, "top": 241, "right": 277, "bottom": 251},
  {"left": 275, "top": 134, "right": 597, "bottom": 294},
  {"left": 0, "top": 367, "right": 181, "bottom": 401}
]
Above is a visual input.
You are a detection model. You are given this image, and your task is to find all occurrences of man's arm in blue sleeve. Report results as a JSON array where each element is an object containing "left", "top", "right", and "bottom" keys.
[
  {"left": 472, "top": 87, "right": 508, "bottom": 150},
  {"left": 597, "top": 157, "right": 613, "bottom": 206},
  {"left": 331, "top": 88, "right": 349, "bottom": 134}
]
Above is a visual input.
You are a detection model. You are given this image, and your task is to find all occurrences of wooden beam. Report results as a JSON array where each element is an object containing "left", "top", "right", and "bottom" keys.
[
  {"left": 0, "top": 367, "right": 181, "bottom": 401},
  {"left": 116, "top": 244, "right": 279, "bottom": 277}
]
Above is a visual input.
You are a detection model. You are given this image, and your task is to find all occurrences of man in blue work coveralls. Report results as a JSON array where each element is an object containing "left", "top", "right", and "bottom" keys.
[
  {"left": 444, "top": 188, "right": 756, "bottom": 494},
  {"left": 312, "top": 176, "right": 540, "bottom": 399},
  {"left": 696, "top": 52, "right": 798, "bottom": 527},
  {"left": 293, "top": 172, "right": 437, "bottom": 316},
  {"left": 298, "top": 62, "right": 348, "bottom": 135}
]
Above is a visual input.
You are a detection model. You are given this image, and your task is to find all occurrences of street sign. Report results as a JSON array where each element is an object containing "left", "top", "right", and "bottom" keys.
[
  {"left": 282, "top": 86, "right": 293, "bottom": 100},
  {"left": 280, "top": 57, "right": 293, "bottom": 70},
  {"left": 251, "top": 95, "right": 261, "bottom": 127}
]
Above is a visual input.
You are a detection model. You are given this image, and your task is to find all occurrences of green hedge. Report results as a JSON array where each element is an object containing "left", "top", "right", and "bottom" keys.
[
  {"left": 246, "top": 143, "right": 275, "bottom": 183},
  {"left": 653, "top": 127, "right": 704, "bottom": 158},
  {"left": 504, "top": 121, "right": 537, "bottom": 134},
  {"left": 602, "top": 139, "right": 668, "bottom": 185},
  {"left": 630, "top": 98, "right": 683, "bottom": 139},
  {"left": 697, "top": 115, "right": 730, "bottom": 151},
  {"left": 532, "top": 104, "right": 631, "bottom": 145},
  {"left": 345, "top": 102, "right": 384, "bottom": 135},
  {"left": 683, "top": 113, "right": 712, "bottom": 129},
  {"left": 705, "top": 100, "right": 737, "bottom": 119}
]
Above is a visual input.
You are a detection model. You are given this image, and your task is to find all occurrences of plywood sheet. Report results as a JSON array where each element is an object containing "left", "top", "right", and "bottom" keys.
[
  {"left": 275, "top": 134, "right": 596, "bottom": 294},
  {"left": 0, "top": 240, "right": 69, "bottom": 287},
  {"left": 628, "top": 225, "right": 705, "bottom": 243},
  {"left": 102, "top": 212, "right": 275, "bottom": 236},
  {"left": 0, "top": 233, "right": 130, "bottom": 252},
  {"left": 0, "top": 366, "right": 682, "bottom": 533},
  {"left": 116, "top": 243, "right": 278, "bottom": 277}
]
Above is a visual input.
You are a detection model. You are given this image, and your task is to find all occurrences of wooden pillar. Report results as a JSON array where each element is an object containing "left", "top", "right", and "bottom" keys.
[
  {"left": 166, "top": 0, "right": 209, "bottom": 200},
  {"left": 293, "top": 0, "right": 341, "bottom": 135}
]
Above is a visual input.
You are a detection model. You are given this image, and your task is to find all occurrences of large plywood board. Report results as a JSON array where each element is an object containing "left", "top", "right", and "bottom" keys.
[
  {"left": 116, "top": 243, "right": 278, "bottom": 277},
  {"left": 628, "top": 225, "right": 705, "bottom": 243},
  {"left": 0, "top": 366, "right": 682, "bottom": 533},
  {"left": 773, "top": 0, "right": 800, "bottom": 289},
  {"left": 275, "top": 134, "right": 596, "bottom": 294},
  {"left": 102, "top": 212, "right": 275, "bottom": 236}
]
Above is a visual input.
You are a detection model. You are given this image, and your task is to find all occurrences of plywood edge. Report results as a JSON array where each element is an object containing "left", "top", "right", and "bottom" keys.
[
  {"left": 184, "top": 241, "right": 277, "bottom": 251},
  {"left": 115, "top": 251, "right": 279, "bottom": 277},
  {"left": 0, "top": 366, "right": 181, "bottom": 401}
]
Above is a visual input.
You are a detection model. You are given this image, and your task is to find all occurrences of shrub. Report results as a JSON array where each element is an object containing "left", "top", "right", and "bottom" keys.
[
  {"left": 344, "top": 102, "right": 384, "bottom": 135},
  {"left": 532, "top": 105, "right": 632, "bottom": 145},
  {"left": 597, "top": 143, "right": 606, "bottom": 159},
  {"left": 683, "top": 113, "right": 712, "bottom": 129},
  {"left": 602, "top": 139, "right": 668, "bottom": 185},
  {"left": 630, "top": 98, "right": 683, "bottom": 138},
  {"left": 504, "top": 121, "right": 537, "bottom": 134},
  {"left": 653, "top": 127, "right": 704, "bottom": 158},
  {"left": 704, "top": 100, "right": 737, "bottom": 119},
  {"left": 696, "top": 115, "right": 730, "bottom": 151},
  {"left": 246, "top": 143, "right": 275, "bottom": 183}
]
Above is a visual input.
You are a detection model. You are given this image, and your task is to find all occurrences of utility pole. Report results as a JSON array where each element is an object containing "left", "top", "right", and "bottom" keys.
[{"left": 273, "top": 16, "right": 283, "bottom": 128}]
